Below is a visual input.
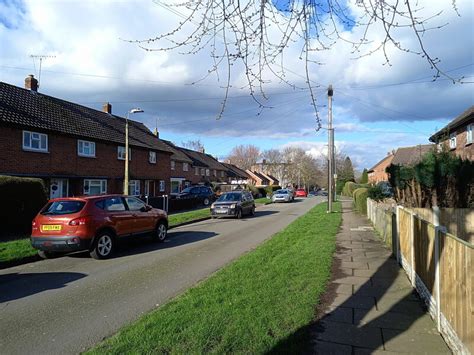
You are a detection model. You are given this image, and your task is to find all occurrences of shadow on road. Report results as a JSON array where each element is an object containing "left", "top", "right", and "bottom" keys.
[{"left": 0, "top": 272, "right": 87, "bottom": 303}]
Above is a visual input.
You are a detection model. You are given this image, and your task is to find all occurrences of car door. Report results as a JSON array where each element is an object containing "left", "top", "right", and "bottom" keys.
[
  {"left": 124, "top": 197, "right": 154, "bottom": 234},
  {"left": 103, "top": 197, "right": 134, "bottom": 236}
]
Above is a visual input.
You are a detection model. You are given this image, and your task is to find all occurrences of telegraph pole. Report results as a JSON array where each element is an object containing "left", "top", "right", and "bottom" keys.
[{"left": 327, "top": 85, "right": 334, "bottom": 213}]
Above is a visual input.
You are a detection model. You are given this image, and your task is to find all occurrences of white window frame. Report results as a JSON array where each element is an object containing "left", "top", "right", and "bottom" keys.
[
  {"left": 84, "top": 179, "right": 107, "bottom": 195},
  {"left": 205, "top": 169, "right": 210, "bottom": 176},
  {"left": 118, "top": 146, "right": 131, "bottom": 160},
  {"left": 449, "top": 132, "right": 457, "bottom": 149},
  {"left": 171, "top": 160, "right": 176, "bottom": 170},
  {"left": 149, "top": 151, "right": 157, "bottom": 164},
  {"left": 77, "top": 139, "right": 96, "bottom": 157},
  {"left": 159, "top": 180, "right": 165, "bottom": 192},
  {"left": 221, "top": 171, "right": 225, "bottom": 178},
  {"left": 201, "top": 168, "right": 205, "bottom": 176},
  {"left": 129, "top": 180, "right": 140, "bottom": 196},
  {"left": 466, "top": 124, "right": 473, "bottom": 145},
  {"left": 213, "top": 170, "right": 217, "bottom": 177},
  {"left": 195, "top": 167, "right": 199, "bottom": 176},
  {"left": 183, "top": 162, "right": 189, "bottom": 172},
  {"left": 22, "top": 130, "right": 48, "bottom": 152}
]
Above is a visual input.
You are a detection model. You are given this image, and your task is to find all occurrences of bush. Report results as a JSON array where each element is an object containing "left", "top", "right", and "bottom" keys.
[
  {"left": 368, "top": 182, "right": 393, "bottom": 202},
  {"left": 0, "top": 175, "right": 47, "bottom": 237},
  {"left": 342, "top": 181, "right": 369, "bottom": 197},
  {"left": 246, "top": 185, "right": 260, "bottom": 198},
  {"left": 264, "top": 185, "right": 282, "bottom": 197},
  {"left": 353, "top": 187, "right": 368, "bottom": 215}
]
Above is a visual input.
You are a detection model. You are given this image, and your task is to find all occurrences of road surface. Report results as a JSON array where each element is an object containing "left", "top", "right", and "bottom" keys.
[{"left": 0, "top": 197, "right": 323, "bottom": 354}]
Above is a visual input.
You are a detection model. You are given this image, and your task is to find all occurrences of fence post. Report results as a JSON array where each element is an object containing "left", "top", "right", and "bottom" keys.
[
  {"left": 396, "top": 206, "right": 401, "bottom": 264},
  {"left": 433, "top": 206, "right": 442, "bottom": 332},
  {"left": 410, "top": 211, "right": 416, "bottom": 287}
]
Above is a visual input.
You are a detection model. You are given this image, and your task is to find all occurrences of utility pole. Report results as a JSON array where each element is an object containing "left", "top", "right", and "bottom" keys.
[{"left": 327, "top": 85, "right": 334, "bottom": 213}]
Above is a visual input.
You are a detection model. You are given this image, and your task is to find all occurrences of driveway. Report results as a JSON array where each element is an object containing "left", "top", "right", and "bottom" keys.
[{"left": 0, "top": 197, "right": 324, "bottom": 354}]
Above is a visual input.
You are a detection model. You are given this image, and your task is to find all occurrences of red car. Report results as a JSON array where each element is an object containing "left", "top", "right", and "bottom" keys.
[
  {"left": 295, "top": 188, "right": 307, "bottom": 197},
  {"left": 31, "top": 195, "right": 168, "bottom": 260}
]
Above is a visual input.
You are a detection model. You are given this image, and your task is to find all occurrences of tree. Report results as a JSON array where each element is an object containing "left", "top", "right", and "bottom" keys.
[
  {"left": 133, "top": 1, "right": 461, "bottom": 122},
  {"left": 338, "top": 157, "right": 355, "bottom": 182},
  {"left": 360, "top": 169, "right": 369, "bottom": 184},
  {"left": 181, "top": 139, "right": 205, "bottom": 152},
  {"left": 227, "top": 144, "right": 260, "bottom": 170}
]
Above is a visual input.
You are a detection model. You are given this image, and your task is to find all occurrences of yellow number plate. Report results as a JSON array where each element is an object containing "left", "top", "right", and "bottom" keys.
[{"left": 41, "top": 225, "right": 62, "bottom": 231}]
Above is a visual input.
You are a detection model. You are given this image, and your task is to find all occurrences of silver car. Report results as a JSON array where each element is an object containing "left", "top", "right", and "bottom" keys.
[{"left": 272, "top": 189, "right": 293, "bottom": 203}]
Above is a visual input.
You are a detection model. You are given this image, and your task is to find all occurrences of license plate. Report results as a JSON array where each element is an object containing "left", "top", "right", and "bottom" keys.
[
  {"left": 41, "top": 225, "right": 62, "bottom": 231},
  {"left": 216, "top": 209, "right": 227, "bottom": 214}
]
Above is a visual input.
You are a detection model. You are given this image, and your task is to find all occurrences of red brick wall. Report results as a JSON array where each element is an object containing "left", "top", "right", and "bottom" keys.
[
  {"left": 0, "top": 126, "right": 172, "bottom": 195},
  {"left": 368, "top": 155, "right": 394, "bottom": 184},
  {"left": 438, "top": 122, "right": 474, "bottom": 161}
]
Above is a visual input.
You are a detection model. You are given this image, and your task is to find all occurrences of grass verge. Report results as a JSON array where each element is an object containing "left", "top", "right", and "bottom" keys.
[
  {"left": 89, "top": 201, "right": 341, "bottom": 354},
  {"left": 0, "top": 238, "right": 36, "bottom": 263},
  {"left": 168, "top": 207, "right": 210, "bottom": 227},
  {"left": 254, "top": 197, "right": 272, "bottom": 204}
]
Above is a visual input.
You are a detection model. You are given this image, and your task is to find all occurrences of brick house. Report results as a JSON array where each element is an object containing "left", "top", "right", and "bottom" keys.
[
  {"left": 391, "top": 144, "right": 434, "bottom": 167},
  {"left": 0, "top": 76, "right": 173, "bottom": 199},
  {"left": 178, "top": 147, "right": 229, "bottom": 184},
  {"left": 429, "top": 106, "right": 474, "bottom": 161},
  {"left": 161, "top": 140, "right": 196, "bottom": 194},
  {"left": 368, "top": 153, "right": 394, "bottom": 184},
  {"left": 222, "top": 163, "right": 250, "bottom": 184},
  {"left": 245, "top": 170, "right": 270, "bottom": 186}
]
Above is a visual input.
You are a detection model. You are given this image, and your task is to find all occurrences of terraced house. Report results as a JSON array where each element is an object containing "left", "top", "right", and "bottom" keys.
[{"left": 0, "top": 76, "right": 173, "bottom": 198}]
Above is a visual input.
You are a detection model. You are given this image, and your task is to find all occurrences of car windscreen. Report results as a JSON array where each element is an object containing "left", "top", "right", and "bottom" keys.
[
  {"left": 41, "top": 201, "right": 86, "bottom": 215},
  {"left": 217, "top": 193, "right": 241, "bottom": 202},
  {"left": 275, "top": 189, "right": 288, "bottom": 194},
  {"left": 180, "top": 187, "right": 192, "bottom": 193}
]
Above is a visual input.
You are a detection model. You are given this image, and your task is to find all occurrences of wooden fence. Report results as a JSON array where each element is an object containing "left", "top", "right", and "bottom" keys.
[{"left": 367, "top": 199, "right": 473, "bottom": 354}]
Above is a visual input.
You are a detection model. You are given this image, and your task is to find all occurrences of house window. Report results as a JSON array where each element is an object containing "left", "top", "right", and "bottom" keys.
[
  {"left": 183, "top": 162, "right": 189, "bottom": 171},
  {"left": 205, "top": 169, "right": 210, "bottom": 176},
  {"left": 221, "top": 171, "right": 225, "bottom": 178},
  {"left": 171, "top": 160, "right": 176, "bottom": 170},
  {"left": 149, "top": 151, "right": 156, "bottom": 164},
  {"left": 84, "top": 179, "right": 107, "bottom": 195},
  {"left": 159, "top": 180, "right": 165, "bottom": 192},
  {"left": 23, "top": 131, "right": 48, "bottom": 152},
  {"left": 449, "top": 132, "right": 457, "bottom": 149},
  {"left": 201, "top": 168, "right": 205, "bottom": 176},
  {"left": 213, "top": 170, "right": 217, "bottom": 177},
  {"left": 195, "top": 167, "right": 199, "bottom": 175},
  {"left": 171, "top": 180, "right": 180, "bottom": 193},
  {"left": 467, "top": 124, "right": 473, "bottom": 145},
  {"left": 437, "top": 143, "right": 443, "bottom": 153},
  {"left": 78, "top": 140, "right": 96, "bottom": 157},
  {"left": 129, "top": 180, "right": 140, "bottom": 196},
  {"left": 118, "top": 146, "right": 131, "bottom": 160}
]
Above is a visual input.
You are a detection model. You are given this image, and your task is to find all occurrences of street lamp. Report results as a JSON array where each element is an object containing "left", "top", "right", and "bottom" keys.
[{"left": 124, "top": 108, "right": 144, "bottom": 195}]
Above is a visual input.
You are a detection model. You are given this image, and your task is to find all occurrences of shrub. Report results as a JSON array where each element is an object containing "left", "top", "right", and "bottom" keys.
[
  {"left": 342, "top": 181, "right": 369, "bottom": 197},
  {"left": 353, "top": 187, "right": 368, "bottom": 215},
  {"left": 264, "top": 185, "right": 282, "bottom": 197},
  {"left": 368, "top": 182, "right": 393, "bottom": 202},
  {"left": 246, "top": 185, "right": 260, "bottom": 198},
  {"left": 0, "top": 175, "right": 47, "bottom": 237}
]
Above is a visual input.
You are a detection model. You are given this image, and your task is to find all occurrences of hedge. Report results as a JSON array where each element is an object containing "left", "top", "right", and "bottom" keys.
[
  {"left": 353, "top": 187, "right": 368, "bottom": 215},
  {"left": 342, "top": 181, "right": 369, "bottom": 197},
  {"left": 264, "top": 185, "right": 282, "bottom": 197},
  {"left": 0, "top": 175, "right": 47, "bottom": 237}
]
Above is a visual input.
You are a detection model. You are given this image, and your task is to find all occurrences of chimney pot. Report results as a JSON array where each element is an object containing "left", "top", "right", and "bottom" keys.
[
  {"left": 25, "top": 74, "right": 38, "bottom": 92},
  {"left": 102, "top": 102, "right": 112, "bottom": 114}
]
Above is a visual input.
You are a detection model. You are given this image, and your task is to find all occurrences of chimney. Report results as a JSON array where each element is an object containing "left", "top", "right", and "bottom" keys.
[
  {"left": 25, "top": 74, "right": 38, "bottom": 92},
  {"left": 153, "top": 128, "right": 159, "bottom": 138},
  {"left": 102, "top": 102, "right": 112, "bottom": 114},
  {"left": 201, "top": 147, "right": 205, "bottom": 154}
]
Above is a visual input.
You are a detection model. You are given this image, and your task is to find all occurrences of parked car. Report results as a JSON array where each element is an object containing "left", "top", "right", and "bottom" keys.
[
  {"left": 316, "top": 190, "right": 328, "bottom": 196},
  {"left": 308, "top": 190, "right": 317, "bottom": 197},
  {"left": 176, "top": 185, "right": 215, "bottom": 206},
  {"left": 295, "top": 188, "right": 307, "bottom": 197},
  {"left": 272, "top": 189, "right": 293, "bottom": 203},
  {"left": 210, "top": 191, "right": 255, "bottom": 219},
  {"left": 31, "top": 195, "right": 168, "bottom": 260}
]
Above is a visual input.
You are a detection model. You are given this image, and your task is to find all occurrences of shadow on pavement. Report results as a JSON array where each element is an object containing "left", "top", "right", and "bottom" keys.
[{"left": 0, "top": 272, "right": 87, "bottom": 303}]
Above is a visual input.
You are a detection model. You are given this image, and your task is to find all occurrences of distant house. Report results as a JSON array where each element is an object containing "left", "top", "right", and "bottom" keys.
[
  {"left": 0, "top": 76, "right": 173, "bottom": 198},
  {"left": 251, "top": 159, "right": 288, "bottom": 186},
  {"left": 245, "top": 170, "right": 270, "bottom": 186},
  {"left": 368, "top": 153, "right": 394, "bottom": 184},
  {"left": 391, "top": 144, "right": 434, "bottom": 167},
  {"left": 176, "top": 147, "right": 229, "bottom": 185},
  {"left": 429, "top": 106, "right": 474, "bottom": 161},
  {"left": 259, "top": 172, "right": 279, "bottom": 186},
  {"left": 160, "top": 140, "right": 196, "bottom": 194},
  {"left": 222, "top": 163, "right": 250, "bottom": 184}
]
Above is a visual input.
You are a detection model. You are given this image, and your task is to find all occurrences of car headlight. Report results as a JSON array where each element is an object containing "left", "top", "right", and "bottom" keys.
[
  {"left": 211, "top": 203, "right": 215, "bottom": 209},
  {"left": 230, "top": 204, "right": 236, "bottom": 209}
]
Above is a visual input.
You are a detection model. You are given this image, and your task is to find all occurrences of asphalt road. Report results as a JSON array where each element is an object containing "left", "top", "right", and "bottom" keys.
[{"left": 0, "top": 197, "right": 324, "bottom": 354}]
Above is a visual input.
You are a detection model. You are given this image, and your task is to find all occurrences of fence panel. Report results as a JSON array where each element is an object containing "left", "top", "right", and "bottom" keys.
[
  {"left": 413, "top": 218, "right": 436, "bottom": 295},
  {"left": 439, "top": 232, "right": 473, "bottom": 353},
  {"left": 399, "top": 208, "right": 412, "bottom": 267}
]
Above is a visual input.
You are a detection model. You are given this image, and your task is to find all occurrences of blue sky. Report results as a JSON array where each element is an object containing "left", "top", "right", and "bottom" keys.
[{"left": 0, "top": 0, "right": 472, "bottom": 170}]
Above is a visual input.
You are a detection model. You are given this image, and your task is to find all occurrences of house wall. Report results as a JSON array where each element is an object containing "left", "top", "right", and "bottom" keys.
[
  {"left": 438, "top": 122, "right": 474, "bottom": 161},
  {"left": 368, "top": 155, "right": 394, "bottom": 184},
  {"left": 0, "top": 125, "right": 171, "bottom": 196}
]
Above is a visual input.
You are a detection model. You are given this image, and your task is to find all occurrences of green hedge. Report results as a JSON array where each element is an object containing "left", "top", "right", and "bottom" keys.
[
  {"left": 0, "top": 175, "right": 47, "bottom": 237},
  {"left": 353, "top": 187, "right": 368, "bottom": 215},
  {"left": 265, "top": 185, "right": 282, "bottom": 197},
  {"left": 342, "top": 181, "right": 369, "bottom": 197}
]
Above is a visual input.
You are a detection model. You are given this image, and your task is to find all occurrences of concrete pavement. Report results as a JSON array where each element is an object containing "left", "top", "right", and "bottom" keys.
[{"left": 311, "top": 199, "right": 450, "bottom": 354}]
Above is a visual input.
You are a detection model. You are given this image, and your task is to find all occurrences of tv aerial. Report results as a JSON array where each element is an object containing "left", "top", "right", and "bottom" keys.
[{"left": 29, "top": 54, "right": 56, "bottom": 89}]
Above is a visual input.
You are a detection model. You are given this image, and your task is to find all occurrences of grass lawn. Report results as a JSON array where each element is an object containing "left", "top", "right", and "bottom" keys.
[
  {"left": 254, "top": 197, "right": 272, "bottom": 204},
  {"left": 0, "top": 237, "right": 37, "bottom": 263},
  {"left": 168, "top": 207, "right": 210, "bottom": 227},
  {"left": 89, "top": 201, "right": 341, "bottom": 354}
]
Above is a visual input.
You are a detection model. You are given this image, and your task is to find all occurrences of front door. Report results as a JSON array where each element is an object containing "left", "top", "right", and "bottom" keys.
[{"left": 50, "top": 179, "right": 68, "bottom": 199}]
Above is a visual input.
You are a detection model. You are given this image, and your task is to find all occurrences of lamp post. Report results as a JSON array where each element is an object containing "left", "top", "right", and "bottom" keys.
[
  {"left": 327, "top": 85, "right": 334, "bottom": 213},
  {"left": 124, "top": 108, "right": 144, "bottom": 195}
]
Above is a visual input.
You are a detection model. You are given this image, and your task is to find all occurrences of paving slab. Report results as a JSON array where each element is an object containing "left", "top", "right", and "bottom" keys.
[{"left": 309, "top": 199, "right": 449, "bottom": 354}]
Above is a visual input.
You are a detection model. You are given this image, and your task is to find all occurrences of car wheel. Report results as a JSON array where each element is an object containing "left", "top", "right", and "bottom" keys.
[
  {"left": 203, "top": 197, "right": 210, "bottom": 206},
  {"left": 154, "top": 221, "right": 167, "bottom": 242},
  {"left": 38, "top": 250, "right": 57, "bottom": 259},
  {"left": 90, "top": 233, "right": 115, "bottom": 260},
  {"left": 236, "top": 208, "right": 242, "bottom": 219}
]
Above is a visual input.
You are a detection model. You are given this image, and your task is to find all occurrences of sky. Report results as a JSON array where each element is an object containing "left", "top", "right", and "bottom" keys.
[{"left": 0, "top": 0, "right": 473, "bottom": 170}]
